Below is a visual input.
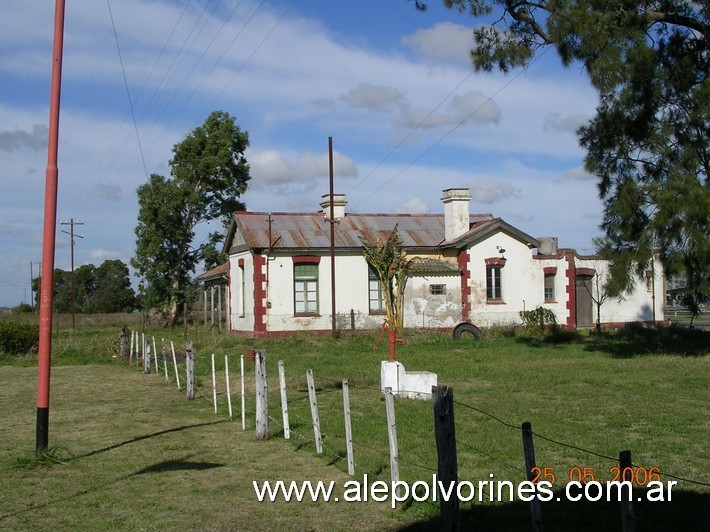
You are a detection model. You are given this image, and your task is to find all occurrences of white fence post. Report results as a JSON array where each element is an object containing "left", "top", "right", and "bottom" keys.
[
  {"left": 255, "top": 350, "right": 268, "bottom": 440},
  {"left": 306, "top": 369, "right": 323, "bottom": 454},
  {"left": 240, "top": 354, "right": 246, "bottom": 431},
  {"left": 129, "top": 330, "right": 134, "bottom": 366},
  {"left": 384, "top": 387, "right": 400, "bottom": 489},
  {"left": 225, "top": 355, "right": 233, "bottom": 419},
  {"left": 342, "top": 379, "right": 355, "bottom": 476},
  {"left": 186, "top": 341, "right": 195, "bottom": 400},
  {"left": 171, "top": 340, "right": 181, "bottom": 390},
  {"left": 152, "top": 336, "right": 159, "bottom": 375},
  {"left": 278, "top": 360, "right": 290, "bottom": 439},
  {"left": 211, "top": 353, "right": 218, "bottom": 414},
  {"left": 143, "top": 337, "right": 151, "bottom": 374},
  {"left": 162, "top": 338, "right": 169, "bottom": 382}
]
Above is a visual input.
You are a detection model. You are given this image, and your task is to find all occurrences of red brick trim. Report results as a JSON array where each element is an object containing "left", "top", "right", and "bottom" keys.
[
  {"left": 543, "top": 266, "right": 557, "bottom": 276},
  {"left": 576, "top": 267, "right": 596, "bottom": 278},
  {"left": 238, "top": 258, "right": 245, "bottom": 267},
  {"left": 293, "top": 255, "right": 321, "bottom": 264},
  {"left": 253, "top": 252, "right": 266, "bottom": 334},
  {"left": 484, "top": 257, "right": 507, "bottom": 267},
  {"left": 457, "top": 250, "right": 471, "bottom": 321}
]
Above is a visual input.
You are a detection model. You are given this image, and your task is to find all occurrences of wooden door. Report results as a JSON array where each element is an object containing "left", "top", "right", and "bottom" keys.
[{"left": 575, "top": 276, "right": 594, "bottom": 328}]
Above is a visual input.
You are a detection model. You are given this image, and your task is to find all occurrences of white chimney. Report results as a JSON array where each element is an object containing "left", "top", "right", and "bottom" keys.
[
  {"left": 442, "top": 188, "right": 471, "bottom": 241},
  {"left": 320, "top": 193, "right": 347, "bottom": 221}
]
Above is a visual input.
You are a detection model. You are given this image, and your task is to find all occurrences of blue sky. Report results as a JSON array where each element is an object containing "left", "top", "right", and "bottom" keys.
[{"left": 0, "top": 0, "right": 601, "bottom": 307}]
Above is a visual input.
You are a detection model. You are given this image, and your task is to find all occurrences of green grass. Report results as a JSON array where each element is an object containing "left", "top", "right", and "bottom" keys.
[{"left": 1, "top": 314, "right": 708, "bottom": 530}]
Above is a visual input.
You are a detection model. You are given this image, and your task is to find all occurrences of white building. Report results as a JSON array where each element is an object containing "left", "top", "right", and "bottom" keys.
[{"left": 217, "top": 188, "right": 664, "bottom": 336}]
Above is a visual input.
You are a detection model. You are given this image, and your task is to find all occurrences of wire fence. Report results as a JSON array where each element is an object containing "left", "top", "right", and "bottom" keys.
[{"left": 119, "top": 327, "right": 709, "bottom": 529}]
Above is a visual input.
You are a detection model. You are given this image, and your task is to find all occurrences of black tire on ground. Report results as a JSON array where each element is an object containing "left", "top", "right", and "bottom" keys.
[{"left": 452, "top": 322, "right": 483, "bottom": 341}]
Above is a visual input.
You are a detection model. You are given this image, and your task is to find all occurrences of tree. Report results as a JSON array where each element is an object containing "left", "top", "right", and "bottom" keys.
[
  {"left": 51, "top": 269, "right": 71, "bottom": 313},
  {"left": 94, "top": 260, "right": 135, "bottom": 313},
  {"left": 73, "top": 264, "right": 96, "bottom": 313},
  {"left": 413, "top": 0, "right": 709, "bottom": 317},
  {"left": 361, "top": 227, "right": 416, "bottom": 334},
  {"left": 132, "top": 111, "right": 250, "bottom": 325},
  {"left": 31, "top": 260, "right": 135, "bottom": 314}
]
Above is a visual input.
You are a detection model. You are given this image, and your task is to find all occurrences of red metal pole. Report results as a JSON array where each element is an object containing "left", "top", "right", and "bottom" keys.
[{"left": 36, "top": 0, "right": 66, "bottom": 452}]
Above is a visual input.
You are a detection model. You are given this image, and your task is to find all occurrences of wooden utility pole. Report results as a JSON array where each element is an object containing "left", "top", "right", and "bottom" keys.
[{"left": 61, "top": 218, "right": 83, "bottom": 331}]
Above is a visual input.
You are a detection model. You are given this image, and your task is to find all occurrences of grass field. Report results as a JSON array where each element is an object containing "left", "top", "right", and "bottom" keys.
[{"left": 1, "top": 314, "right": 708, "bottom": 530}]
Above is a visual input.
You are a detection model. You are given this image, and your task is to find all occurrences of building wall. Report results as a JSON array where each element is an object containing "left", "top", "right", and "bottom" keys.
[
  {"left": 466, "top": 233, "right": 544, "bottom": 327},
  {"left": 404, "top": 272, "right": 462, "bottom": 329},
  {"left": 228, "top": 250, "right": 256, "bottom": 333},
  {"left": 573, "top": 255, "right": 664, "bottom": 326},
  {"left": 227, "top": 235, "right": 665, "bottom": 334}
]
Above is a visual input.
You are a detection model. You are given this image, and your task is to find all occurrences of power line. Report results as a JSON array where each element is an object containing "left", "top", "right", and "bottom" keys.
[
  {"left": 349, "top": 46, "right": 552, "bottom": 211},
  {"left": 107, "top": 0, "right": 149, "bottom": 181}
]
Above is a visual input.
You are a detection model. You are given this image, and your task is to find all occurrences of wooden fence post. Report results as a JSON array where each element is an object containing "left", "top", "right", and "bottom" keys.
[
  {"left": 143, "top": 337, "right": 151, "bottom": 374},
  {"left": 186, "top": 340, "right": 195, "bottom": 400},
  {"left": 120, "top": 327, "right": 126, "bottom": 358},
  {"left": 278, "top": 360, "right": 290, "bottom": 439},
  {"left": 306, "top": 369, "right": 323, "bottom": 453},
  {"left": 433, "top": 385, "right": 459, "bottom": 531},
  {"left": 620, "top": 450, "right": 636, "bottom": 532},
  {"left": 255, "top": 350, "right": 269, "bottom": 440},
  {"left": 522, "top": 421, "right": 544, "bottom": 532},
  {"left": 342, "top": 379, "right": 355, "bottom": 476},
  {"left": 384, "top": 387, "right": 401, "bottom": 497}
]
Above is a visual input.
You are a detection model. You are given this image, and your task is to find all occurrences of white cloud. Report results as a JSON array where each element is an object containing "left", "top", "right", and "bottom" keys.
[
  {"left": 93, "top": 183, "right": 122, "bottom": 201},
  {"left": 0, "top": 124, "right": 48, "bottom": 152},
  {"left": 401, "top": 22, "right": 473, "bottom": 67},
  {"left": 544, "top": 112, "right": 592, "bottom": 133},
  {"left": 563, "top": 166, "right": 596, "bottom": 181},
  {"left": 249, "top": 149, "right": 358, "bottom": 188},
  {"left": 339, "top": 84, "right": 405, "bottom": 112},
  {"left": 394, "top": 197, "right": 429, "bottom": 214},
  {"left": 451, "top": 91, "right": 501, "bottom": 124},
  {"left": 470, "top": 177, "right": 521, "bottom": 204}
]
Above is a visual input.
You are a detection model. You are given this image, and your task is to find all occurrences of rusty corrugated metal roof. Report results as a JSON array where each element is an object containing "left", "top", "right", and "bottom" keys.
[
  {"left": 196, "top": 261, "right": 229, "bottom": 281},
  {"left": 232, "top": 211, "right": 496, "bottom": 251}
]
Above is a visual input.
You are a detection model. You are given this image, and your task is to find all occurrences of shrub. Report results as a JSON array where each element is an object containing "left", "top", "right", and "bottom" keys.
[
  {"left": 519, "top": 307, "right": 557, "bottom": 336},
  {"left": 0, "top": 320, "right": 39, "bottom": 355}
]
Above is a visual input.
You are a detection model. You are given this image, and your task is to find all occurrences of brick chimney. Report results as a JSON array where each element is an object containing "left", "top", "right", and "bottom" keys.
[
  {"left": 442, "top": 188, "right": 471, "bottom": 241},
  {"left": 320, "top": 193, "right": 347, "bottom": 221}
]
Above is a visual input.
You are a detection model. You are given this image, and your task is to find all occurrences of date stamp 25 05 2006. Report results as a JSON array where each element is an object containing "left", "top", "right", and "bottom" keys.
[{"left": 531, "top": 465, "right": 662, "bottom": 486}]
